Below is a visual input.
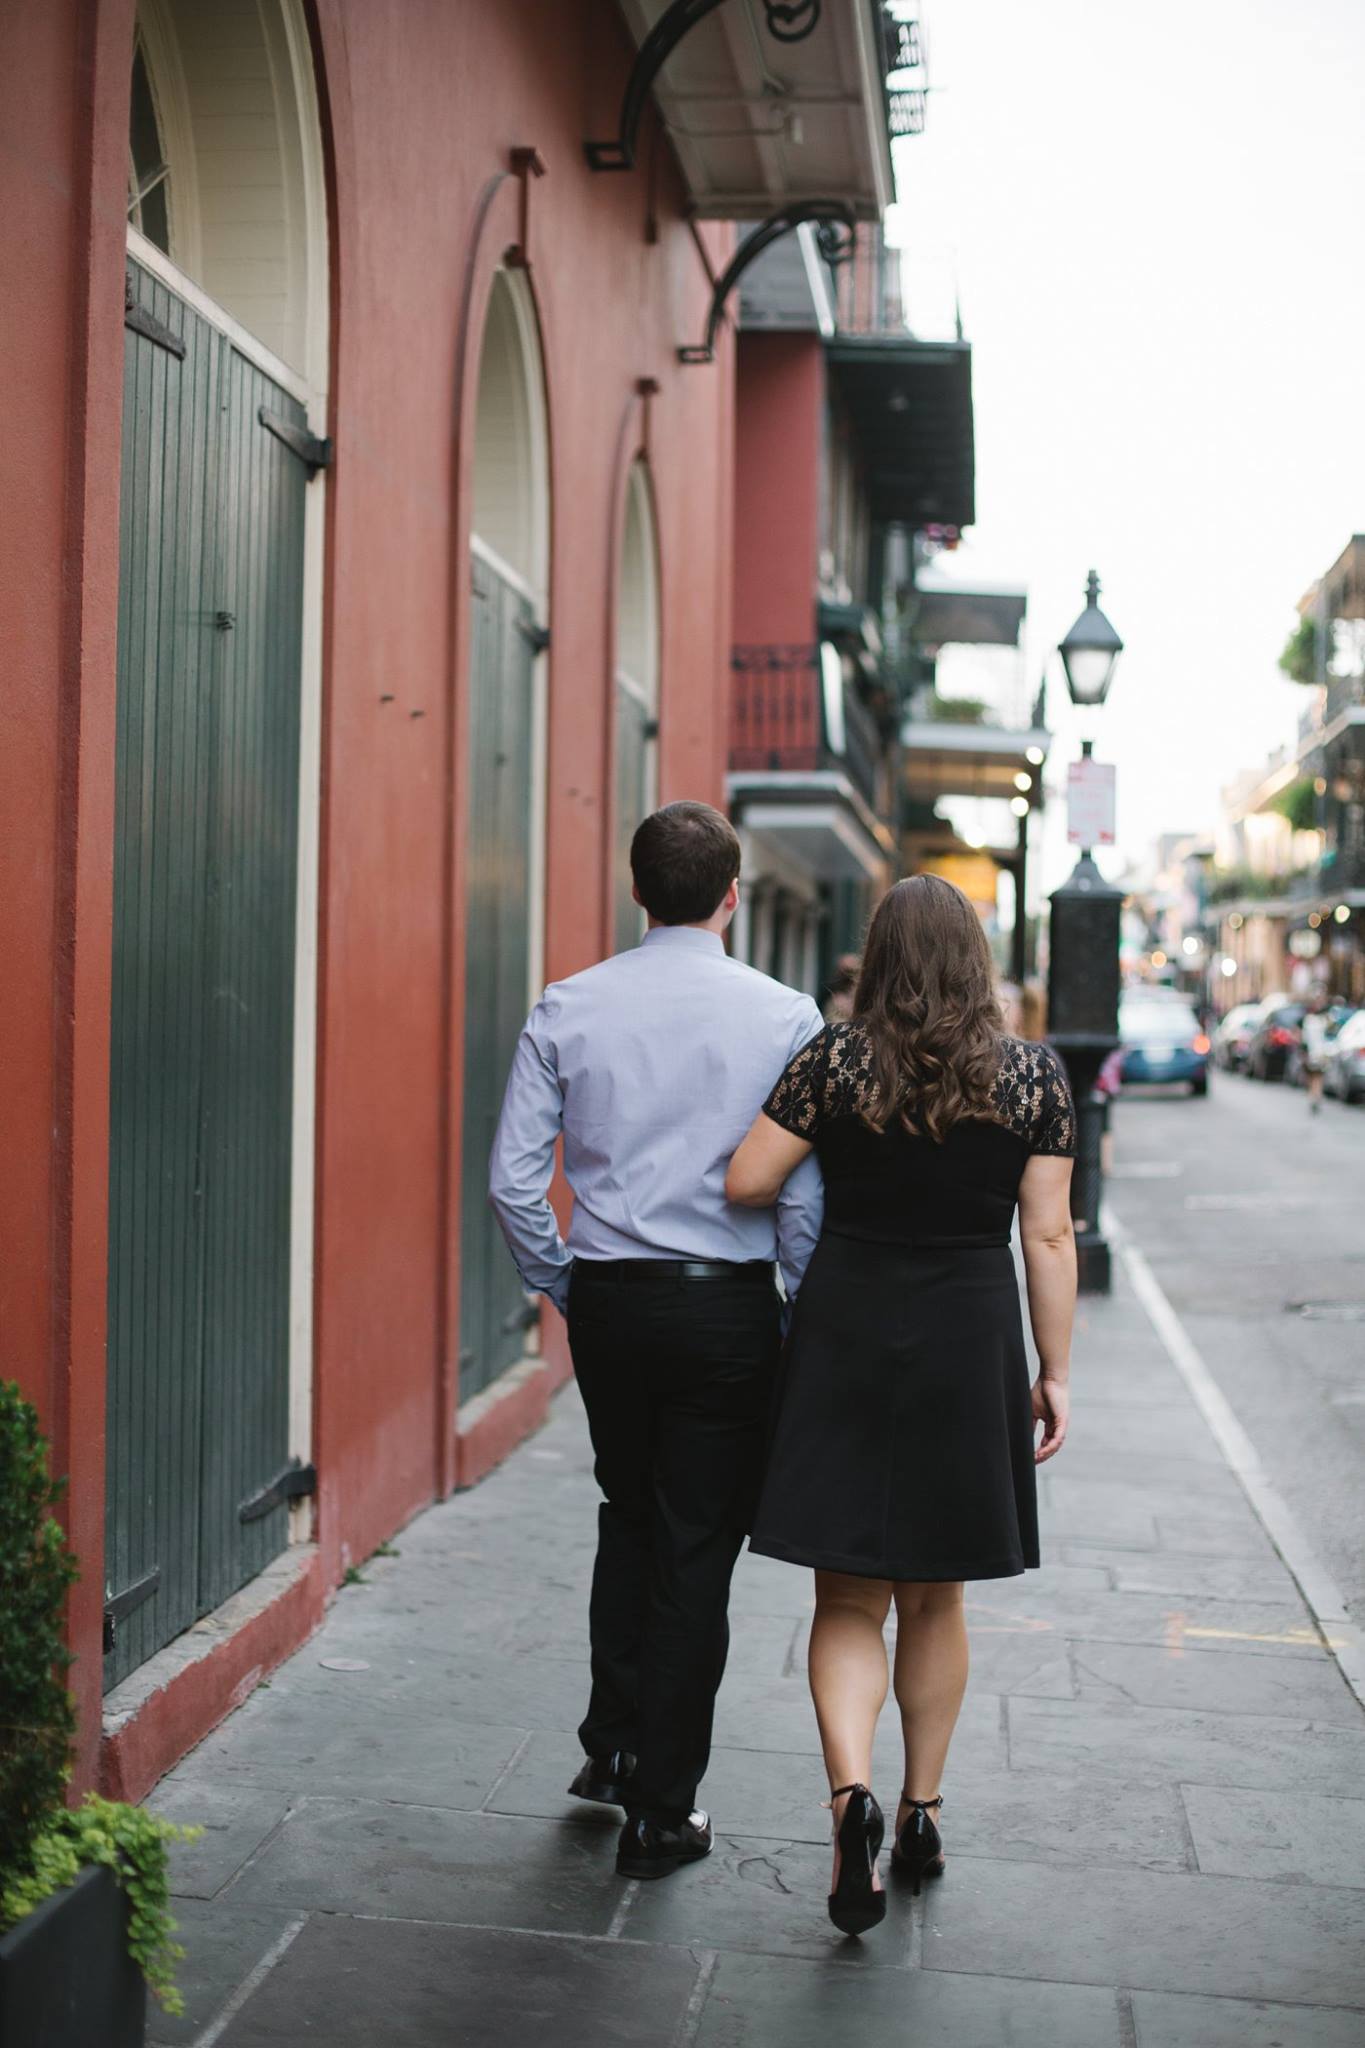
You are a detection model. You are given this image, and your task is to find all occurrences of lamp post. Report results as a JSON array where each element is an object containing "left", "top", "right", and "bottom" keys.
[{"left": 1048, "top": 570, "right": 1124, "bottom": 1294}]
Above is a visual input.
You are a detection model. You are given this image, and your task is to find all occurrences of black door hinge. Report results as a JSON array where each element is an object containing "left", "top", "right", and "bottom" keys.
[
  {"left": 238, "top": 1458, "right": 317, "bottom": 1524},
  {"left": 517, "top": 619, "right": 551, "bottom": 656},
  {"left": 257, "top": 407, "right": 332, "bottom": 478},
  {"left": 500, "top": 1297, "right": 542, "bottom": 1336},
  {"left": 103, "top": 1567, "right": 163, "bottom": 1655},
  {"left": 124, "top": 274, "right": 186, "bottom": 360}
]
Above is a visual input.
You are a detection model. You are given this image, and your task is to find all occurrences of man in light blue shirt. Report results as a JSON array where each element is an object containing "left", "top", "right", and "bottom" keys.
[{"left": 489, "top": 801, "right": 822, "bottom": 1879}]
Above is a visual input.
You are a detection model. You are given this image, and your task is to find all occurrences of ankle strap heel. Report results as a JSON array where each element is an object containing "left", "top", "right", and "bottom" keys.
[{"left": 891, "top": 1792, "right": 945, "bottom": 1897}]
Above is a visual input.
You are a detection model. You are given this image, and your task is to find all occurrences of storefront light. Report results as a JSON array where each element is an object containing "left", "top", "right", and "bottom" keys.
[
  {"left": 1308, "top": 911, "right": 1322, "bottom": 928},
  {"left": 1334, "top": 903, "right": 1351, "bottom": 924},
  {"left": 1181, "top": 935, "right": 1200, "bottom": 956},
  {"left": 1228, "top": 912, "right": 1244, "bottom": 930},
  {"left": 1025, "top": 745, "right": 1045, "bottom": 766},
  {"left": 1010, "top": 795, "right": 1030, "bottom": 817},
  {"left": 1151, "top": 949, "right": 1167, "bottom": 967},
  {"left": 1219, "top": 956, "right": 1238, "bottom": 978},
  {"left": 1013, "top": 771, "right": 1032, "bottom": 792}
]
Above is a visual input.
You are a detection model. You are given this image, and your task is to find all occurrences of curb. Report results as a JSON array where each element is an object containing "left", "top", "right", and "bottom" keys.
[{"left": 1103, "top": 1204, "right": 1365, "bottom": 1713}]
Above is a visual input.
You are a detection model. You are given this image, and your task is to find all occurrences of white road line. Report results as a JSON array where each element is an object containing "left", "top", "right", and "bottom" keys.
[
  {"left": 1105, "top": 1205, "right": 1365, "bottom": 1712},
  {"left": 190, "top": 1915, "right": 307, "bottom": 2048},
  {"left": 606, "top": 1880, "right": 639, "bottom": 1940}
]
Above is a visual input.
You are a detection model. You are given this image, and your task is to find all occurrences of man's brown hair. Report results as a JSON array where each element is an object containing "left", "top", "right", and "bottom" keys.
[{"left": 630, "top": 801, "right": 741, "bottom": 926}]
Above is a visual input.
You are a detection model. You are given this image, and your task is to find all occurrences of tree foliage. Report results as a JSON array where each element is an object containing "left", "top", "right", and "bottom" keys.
[{"left": 1278, "top": 616, "right": 1318, "bottom": 686}]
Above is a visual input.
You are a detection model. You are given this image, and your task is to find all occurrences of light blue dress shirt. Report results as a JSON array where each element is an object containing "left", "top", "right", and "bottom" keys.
[{"left": 488, "top": 925, "right": 825, "bottom": 1312}]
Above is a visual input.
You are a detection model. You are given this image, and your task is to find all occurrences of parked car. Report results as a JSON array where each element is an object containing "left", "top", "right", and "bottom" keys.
[
  {"left": 1324, "top": 1009, "right": 1365, "bottom": 1102},
  {"left": 1245, "top": 1001, "right": 1306, "bottom": 1081},
  {"left": 1119, "top": 997, "right": 1210, "bottom": 1095},
  {"left": 1286, "top": 1002, "right": 1357, "bottom": 1086},
  {"left": 1212, "top": 1001, "right": 1263, "bottom": 1071}
]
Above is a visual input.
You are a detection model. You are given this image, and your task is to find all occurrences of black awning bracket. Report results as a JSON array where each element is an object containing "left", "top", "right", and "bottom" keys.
[
  {"left": 257, "top": 406, "right": 333, "bottom": 479},
  {"left": 585, "top": 0, "right": 728, "bottom": 170},
  {"left": 679, "top": 200, "right": 854, "bottom": 364},
  {"left": 238, "top": 1457, "right": 317, "bottom": 1524}
]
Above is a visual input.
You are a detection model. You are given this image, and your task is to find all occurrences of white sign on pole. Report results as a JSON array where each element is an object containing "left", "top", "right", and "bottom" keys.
[{"left": 1066, "top": 758, "right": 1116, "bottom": 847}]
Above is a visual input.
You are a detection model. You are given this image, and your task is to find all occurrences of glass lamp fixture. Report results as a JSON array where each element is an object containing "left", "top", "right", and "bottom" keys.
[{"left": 1058, "top": 570, "right": 1124, "bottom": 709}]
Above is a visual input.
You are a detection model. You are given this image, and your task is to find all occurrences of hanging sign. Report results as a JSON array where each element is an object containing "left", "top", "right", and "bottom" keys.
[
  {"left": 882, "top": 5, "right": 928, "bottom": 136},
  {"left": 1066, "top": 758, "right": 1116, "bottom": 847}
]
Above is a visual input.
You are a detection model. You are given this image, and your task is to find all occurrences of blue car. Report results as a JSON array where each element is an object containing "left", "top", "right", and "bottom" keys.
[{"left": 1119, "top": 997, "right": 1210, "bottom": 1095}]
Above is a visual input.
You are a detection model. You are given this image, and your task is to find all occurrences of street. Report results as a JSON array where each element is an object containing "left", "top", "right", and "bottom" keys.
[{"left": 1107, "top": 1069, "right": 1365, "bottom": 1621}]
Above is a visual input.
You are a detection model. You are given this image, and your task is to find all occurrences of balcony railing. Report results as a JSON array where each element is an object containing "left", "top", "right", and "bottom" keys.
[{"left": 729, "top": 652, "right": 883, "bottom": 813}]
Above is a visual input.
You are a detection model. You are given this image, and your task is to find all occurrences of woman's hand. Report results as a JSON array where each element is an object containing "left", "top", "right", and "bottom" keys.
[{"left": 1032, "top": 1374, "right": 1069, "bottom": 1463}]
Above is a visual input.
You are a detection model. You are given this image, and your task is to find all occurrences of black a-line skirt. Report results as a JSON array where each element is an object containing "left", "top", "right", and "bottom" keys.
[{"left": 749, "top": 1232, "right": 1039, "bottom": 1582}]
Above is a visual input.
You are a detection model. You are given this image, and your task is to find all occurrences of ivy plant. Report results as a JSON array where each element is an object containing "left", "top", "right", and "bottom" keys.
[{"left": 0, "top": 1380, "right": 200, "bottom": 2015}]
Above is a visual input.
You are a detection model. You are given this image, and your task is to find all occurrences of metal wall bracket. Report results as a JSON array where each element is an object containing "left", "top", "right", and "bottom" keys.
[
  {"left": 238, "top": 1458, "right": 317, "bottom": 1524},
  {"left": 103, "top": 1567, "right": 163, "bottom": 1654},
  {"left": 678, "top": 199, "right": 855, "bottom": 363},
  {"left": 257, "top": 407, "right": 333, "bottom": 478},
  {"left": 505, "top": 145, "right": 548, "bottom": 269},
  {"left": 584, "top": 0, "right": 728, "bottom": 170},
  {"left": 517, "top": 619, "right": 551, "bottom": 655}
]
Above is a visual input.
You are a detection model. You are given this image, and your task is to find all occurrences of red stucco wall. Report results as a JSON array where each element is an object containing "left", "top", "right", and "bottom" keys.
[
  {"left": 732, "top": 332, "right": 824, "bottom": 647},
  {"left": 0, "top": 0, "right": 736, "bottom": 1789}
]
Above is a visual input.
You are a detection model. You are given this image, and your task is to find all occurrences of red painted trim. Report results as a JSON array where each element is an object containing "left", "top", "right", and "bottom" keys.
[
  {"left": 453, "top": 1347, "right": 573, "bottom": 1492},
  {"left": 99, "top": 1550, "right": 328, "bottom": 1806}
]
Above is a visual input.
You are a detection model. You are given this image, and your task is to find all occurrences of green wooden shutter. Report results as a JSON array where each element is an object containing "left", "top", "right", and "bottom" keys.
[
  {"left": 105, "top": 260, "right": 306, "bottom": 1687},
  {"left": 459, "top": 555, "right": 539, "bottom": 1401}
]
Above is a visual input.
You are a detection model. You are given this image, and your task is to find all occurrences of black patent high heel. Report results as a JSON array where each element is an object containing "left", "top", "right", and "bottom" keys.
[
  {"left": 826, "top": 1783, "right": 886, "bottom": 1936},
  {"left": 891, "top": 1792, "right": 945, "bottom": 1895}
]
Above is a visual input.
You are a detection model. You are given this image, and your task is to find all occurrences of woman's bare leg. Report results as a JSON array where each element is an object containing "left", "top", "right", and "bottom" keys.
[
  {"left": 808, "top": 1569, "right": 893, "bottom": 1889},
  {"left": 891, "top": 1581, "right": 968, "bottom": 1840}
]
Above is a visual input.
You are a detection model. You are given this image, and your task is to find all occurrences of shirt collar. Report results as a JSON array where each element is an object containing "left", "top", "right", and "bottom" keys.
[{"left": 641, "top": 924, "right": 726, "bottom": 957}]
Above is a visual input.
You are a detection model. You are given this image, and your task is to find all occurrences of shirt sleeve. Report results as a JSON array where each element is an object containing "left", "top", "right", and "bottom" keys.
[
  {"left": 763, "top": 1021, "right": 831, "bottom": 1139},
  {"left": 1033, "top": 1045, "right": 1077, "bottom": 1157},
  {"left": 487, "top": 994, "right": 574, "bottom": 1313}
]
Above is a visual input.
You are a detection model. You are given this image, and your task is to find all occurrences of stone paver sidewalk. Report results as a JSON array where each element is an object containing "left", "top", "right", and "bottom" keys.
[{"left": 147, "top": 1257, "right": 1365, "bottom": 2047}]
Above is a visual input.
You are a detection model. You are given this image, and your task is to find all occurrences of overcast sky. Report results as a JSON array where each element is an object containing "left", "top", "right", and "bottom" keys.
[{"left": 886, "top": 0, "right": 1365, "bottom": 888}]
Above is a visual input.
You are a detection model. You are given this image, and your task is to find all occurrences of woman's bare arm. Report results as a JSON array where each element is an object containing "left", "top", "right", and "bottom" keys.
[
  {"left": 726, "top": 1113, "right": 815, "bottom": 1207},
  {"left": 1017, "top": 1153, "right": 1077, "bottom": 1463}
]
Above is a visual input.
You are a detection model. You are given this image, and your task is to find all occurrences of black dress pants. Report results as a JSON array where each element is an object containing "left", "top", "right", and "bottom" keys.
[{"left": 567, "top": 1260, "right": 782, "bottom": 1825}]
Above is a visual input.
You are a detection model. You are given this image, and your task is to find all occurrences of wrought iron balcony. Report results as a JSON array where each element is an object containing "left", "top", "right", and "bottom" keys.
[{"left": 729, "top": 649, "right": 885, "bottom": 815}]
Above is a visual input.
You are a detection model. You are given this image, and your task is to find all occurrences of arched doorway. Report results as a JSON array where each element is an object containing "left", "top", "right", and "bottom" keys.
[
  {"left": 460, "top": 269, "right": 550, "bottom": 1403},
  {"left": 105, "top": 0, "right": 328, "bottom": 1687},
  {"left": 613, "top": 459, "right": 660, "bottom": 951}
]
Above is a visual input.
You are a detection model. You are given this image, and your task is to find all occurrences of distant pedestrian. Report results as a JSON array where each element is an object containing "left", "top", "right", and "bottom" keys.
[
  {"left": 824, "top": 954, "right": 861, "bottom": 1023},
  {"left": 489, "top": 801, "right": 823, "bottom": 1882},
  {"left": 726, "top": 875, "right": 1077, "bottom": 1937},
  {"left": 1301, "top": 991, "right": 1332, "bottom": 1114}
]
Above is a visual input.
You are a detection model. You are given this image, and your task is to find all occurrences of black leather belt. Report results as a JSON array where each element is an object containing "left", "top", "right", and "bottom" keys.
[{"left": 576, "top": 1258, "right": 775, "bottom": 1283}]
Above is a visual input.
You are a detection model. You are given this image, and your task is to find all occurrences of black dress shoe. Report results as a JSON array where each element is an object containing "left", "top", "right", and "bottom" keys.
[
  {"left": 615, "top": 1810, "right": 714, "bottom": 1879},
  {"left": 567, "top": 1750, "right": 636, "bottom": 1807}
]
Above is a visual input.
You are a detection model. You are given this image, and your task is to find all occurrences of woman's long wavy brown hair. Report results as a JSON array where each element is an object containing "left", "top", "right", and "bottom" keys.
[{"left": 853, "top": 874, "right": 1004, "bottom": 1143}]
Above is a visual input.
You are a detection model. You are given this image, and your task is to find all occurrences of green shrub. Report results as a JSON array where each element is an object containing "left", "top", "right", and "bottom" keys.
[
  {"left": 0, "top": 1378, "right": 78, "bottom": 1876},
  {"left": 0, "top": 1380, "right": 199, "bottom": 2014}
]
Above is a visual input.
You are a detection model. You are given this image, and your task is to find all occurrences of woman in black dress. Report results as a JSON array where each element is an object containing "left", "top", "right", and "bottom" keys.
[{"left": 726, "top": 875, "right": 1077, "bottom": 1935}]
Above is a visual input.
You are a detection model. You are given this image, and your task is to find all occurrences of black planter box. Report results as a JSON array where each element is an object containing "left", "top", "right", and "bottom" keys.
[{"left": 0, "top": 1863, "right": 145, "bottom": 2048}]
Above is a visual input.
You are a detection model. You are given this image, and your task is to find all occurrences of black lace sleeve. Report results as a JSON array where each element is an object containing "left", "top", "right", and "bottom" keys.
[
  {"left": 762, "top": 1026, "right": 831, "bottom": 1138},
  {"left": 1033, "top": 1044, "right": 1076, "bottom": 1157}
]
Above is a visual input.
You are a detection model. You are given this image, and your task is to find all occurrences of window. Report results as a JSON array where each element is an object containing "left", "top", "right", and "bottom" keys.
[{"left": 127, "top": 38, "right": 171, "bottom": 256}]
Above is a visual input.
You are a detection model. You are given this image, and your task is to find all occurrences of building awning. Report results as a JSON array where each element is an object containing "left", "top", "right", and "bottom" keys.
[
  {"left": 729, "top": 770, "right": 894, "bottom": 884},
  {"left": 607, "top": 1, "right": 893, "bottom": 220},
  {"left": 912, "top": 584, "right": 1026, "bottom": 649},
  {"left": 826, "top": 336, "right": 974, "bottom": 529},
  {"left": 902, "top": 720, "right": 1049, "bottom": 802}
]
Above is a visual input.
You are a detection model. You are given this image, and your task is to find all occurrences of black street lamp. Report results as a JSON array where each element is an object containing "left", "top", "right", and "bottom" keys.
[
  {"left": 1058, "top": 569, "right": 1123, "bottom": 710},
  {"left": 1048, "top": 570, "right": 1124, "bottom": 1295}
]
